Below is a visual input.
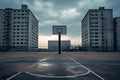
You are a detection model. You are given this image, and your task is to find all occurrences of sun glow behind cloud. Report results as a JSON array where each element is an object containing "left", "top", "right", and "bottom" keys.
[{"left": 38, "top": 35, "right": 81, "bottom": 48}]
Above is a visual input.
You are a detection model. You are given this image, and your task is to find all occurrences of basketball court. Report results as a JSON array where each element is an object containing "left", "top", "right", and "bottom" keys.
[{"left": 6, "top": 54, "right": 105, "bottom": 80}]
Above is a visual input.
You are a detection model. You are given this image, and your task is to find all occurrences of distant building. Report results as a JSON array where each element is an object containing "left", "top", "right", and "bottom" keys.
[
  {"left": 114, "top": 17, "right": 120, "bottom": 51},
  {"left": 48, "top": 40, "right": 71, "bottom": 51},
  {"left": 82, "top": 7, "right": 114, "bottom": 51},
  {"left": 0, "top": 5, "right": 38, "bottom": 51}
]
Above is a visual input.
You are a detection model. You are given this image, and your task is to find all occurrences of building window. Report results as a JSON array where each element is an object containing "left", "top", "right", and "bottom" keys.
[
  {"left": 17, "top": 17, "right": 20, "bottom": 19},
  {"left": 14, "top": 17, "right": 16, "bottom": 19},
  {"left": 17, "top": 25, "right": 20, "bottom": 27},
  {"left": 3, "top": 22, "right": 6, "bottom": 24},
  {"left": 95, "top": 22, "right": 98, "bottom": 24},
  {"left": 90, "top": 13, "right": 94, "bottom": 16},
  {"left": 2, "top": 42, "right": 5, "bottom": 44},
  {"left": 95, "top": 29, "right": 98, "bottom": 31},
  {"left": 95, "top": 26, "right": 98, "bottom": 27},
  {"left": 91, "top": 26, "right": 94, "bottom": 27},
  {"left": 95, "top": 14, "right": 98, "bottom": 16},
  {"left": 17, "top": 32, "right": 19, "bottom": 34},
  {"left": 95, "top": 32, "right": 98, "bottom": 34},
  {"left": 95, "top": 39, "right": 98, "bottom": 41},
  {"left": 13, "top": 25, "right": 16, "bottom": 27},
  {"left": 17, "top": 22, "right": 20, "bottom": 24},
  {"left": 17, "top": 29, "right": 20, "bottom": 30},
  {"left": 22, "top": 10, "right": 24, "bottom": 12}
]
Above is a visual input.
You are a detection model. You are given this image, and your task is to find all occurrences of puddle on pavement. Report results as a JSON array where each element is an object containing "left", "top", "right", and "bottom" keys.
[{"left": 27, "top": 55, "right": 90, "bottom": 78}]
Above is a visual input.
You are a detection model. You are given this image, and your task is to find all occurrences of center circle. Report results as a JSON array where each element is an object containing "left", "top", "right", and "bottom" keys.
[{"left": 27, "top": 62, "right": 90, "bottom": 78}]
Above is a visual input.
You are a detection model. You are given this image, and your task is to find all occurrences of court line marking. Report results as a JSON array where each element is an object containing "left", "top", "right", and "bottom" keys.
[
  {"left": 25, "top": 70, "right": 90, "bottom": 78},
  {"left": 78, "top": 62, "right": 120, "bottom": 65},
  {"left": 67, "top": 56, "right": 105, "bottom": 80},
  {"left": 6, "top": 57, "right": 48, "bottom": 80},
  {"left": 6, "top": 72, "right": 22, "bottom": 80},
  {"left": 25, "top": 55, "right": 91, "bottom": 78},
  {"left": 6, "top": 55, "right": 105, "bottom": 80},
  {"left": 25, "top": 55, "right": 92, "bottom": 78}
]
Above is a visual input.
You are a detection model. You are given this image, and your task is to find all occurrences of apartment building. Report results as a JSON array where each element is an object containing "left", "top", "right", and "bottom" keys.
[
  {"left": 0, "top": 5, "right": 38, "bottom": 51},
  {"left": 82, "top": 7, "right": 113, "bottom": 51},
  {"left": 114, "top": 17, "right": 120, "bottom": 51}
]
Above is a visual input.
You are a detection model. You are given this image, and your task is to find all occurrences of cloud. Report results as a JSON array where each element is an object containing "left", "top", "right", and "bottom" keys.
[
  {"left": 60, "top": 8, "right": 80, "bottom": 19},
  {"left": 38, "top": 35, "right": 52, "bottom": 48},
  {"left": 64, "top": 36, "right": 82, "bottom": 46},
  {"left": 39, "top": 35, "right": 61, "bottom": 48},
  {"left": 78, "top": 0, "right": 106, "bottom": 8},
  {"left": 31, "top": 0, "right": 58, "bottom": 18},
  {"left": 70, "top": 36, "right": 82, "bottom": 46},
  {"left": 45, "top": 20, "right": 59, "bottom": 24},
  {"left": 105, "top": 0, "right": 120, "bottom": 17}
]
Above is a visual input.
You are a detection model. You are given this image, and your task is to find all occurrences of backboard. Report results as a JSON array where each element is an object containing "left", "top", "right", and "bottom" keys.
[{"left": 52, "top": 25, "right": 67, "bottom": 35}]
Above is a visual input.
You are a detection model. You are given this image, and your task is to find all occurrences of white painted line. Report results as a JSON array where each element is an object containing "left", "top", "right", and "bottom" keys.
[
  {"left": 79, "top": 62, "right": 120, "bottom": 65},
  {"left": 26, "top": 55, "right": 91, "bottom": 78},
  {"left": 67, "top": 56, "right": 105, "bottom": 80},
  {"left": 25, "top": 71, "right": 90, "bottom": 78},
  {"left": 6, "top": 57, "right": 48, "bottom": 80},
  {"left": 28, "top": 62, "right": 39, "bottom": 68},
  {"left": 6, "top": 72, "right": 21, "bottom": 80},
  {"left": 26, "top": 71, "right": 76, "bottom": 78}
]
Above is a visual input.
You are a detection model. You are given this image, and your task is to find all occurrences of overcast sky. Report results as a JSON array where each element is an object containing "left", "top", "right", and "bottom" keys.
[{"left": 0, "top": 0, "right": 119, "bottom": 48}]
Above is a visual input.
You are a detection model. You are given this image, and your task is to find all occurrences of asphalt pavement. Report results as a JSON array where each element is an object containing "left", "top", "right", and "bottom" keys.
[{"left": 0, "top": 52, "right": 120, "bottom": 80}]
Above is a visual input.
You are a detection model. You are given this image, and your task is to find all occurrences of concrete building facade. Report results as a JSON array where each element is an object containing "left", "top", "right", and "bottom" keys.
[
  {"left": 0, "top": 5, "right": 38, "bottom": 51},
  {"left": 48, "top": 40, "right": 71, "bottom": 51},
  {"left": 114, "top": 17, "right": 120, "bottom": 51},
  {"left": 82, "top": 7, "right": 113, "bottom": 51}
]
